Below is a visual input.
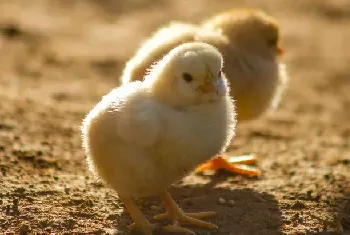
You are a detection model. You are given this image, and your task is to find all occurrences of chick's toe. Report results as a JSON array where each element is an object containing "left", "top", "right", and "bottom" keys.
[
  {"left": 154, "top": 211, "right": 216, "bottom": 220},
  {"left": 156, "top": 212, "right": 217, "bottom": 229},
  {"left": 153, "top": 190, "right": 217, "bottom": 232},
  {"left": 121, "top": 197, "right": 154, "bottom": 235},
  {"left": 195, "top": 155, "right": 261, "bottom": 177}
]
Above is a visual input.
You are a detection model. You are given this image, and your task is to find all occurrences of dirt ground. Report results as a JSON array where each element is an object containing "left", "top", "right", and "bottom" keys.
[{"left": 0, "top": 0, "right": 349, "bottom": 234}]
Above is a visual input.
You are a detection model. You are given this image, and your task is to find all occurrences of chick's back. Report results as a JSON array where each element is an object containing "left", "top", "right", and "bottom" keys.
[
  {"left": 82, "top": 82, "right": 235, "bottom": 197},
  {"left": 121, "top": 22, "right": 227, "bottom": 84}
]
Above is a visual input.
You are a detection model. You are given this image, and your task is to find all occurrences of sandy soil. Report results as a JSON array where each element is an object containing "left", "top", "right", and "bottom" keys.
[{"left": 0, "top": 0, "right": 349, "bottom": 234}]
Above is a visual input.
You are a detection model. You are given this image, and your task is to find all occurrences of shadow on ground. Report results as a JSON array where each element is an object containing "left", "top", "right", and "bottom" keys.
[{"left": 116, "top": 174, "right": 283, "bottom": 235}]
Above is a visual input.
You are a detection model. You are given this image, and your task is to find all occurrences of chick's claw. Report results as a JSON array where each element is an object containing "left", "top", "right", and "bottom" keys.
[
  {"left": 174, "top": 212, "right": 217, "bottom": 229},
  {"left": 156, "top": 190, "right": 218, "bottom": 233},
  {"left": 227, "top": 154, "right": 257, "bottom": 164},
  {"left": 154, "top": 211, "right": 217, "bottom": 233},
  {"left": 154, "top": 211, "right": 216, "bottom": 220}
]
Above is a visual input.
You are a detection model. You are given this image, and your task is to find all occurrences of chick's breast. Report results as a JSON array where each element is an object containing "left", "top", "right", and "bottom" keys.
[
  {"left": 82, "top": 83, "right": 235, "bottom": 198},
  {"left": 153, "top": 97, "right": 236, "bottom": 187},
  {"left": 223, "top": 54, "right": 281, "bottom": 121}
]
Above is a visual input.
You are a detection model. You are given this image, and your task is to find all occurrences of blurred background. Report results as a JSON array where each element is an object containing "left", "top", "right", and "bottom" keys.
[{"left": 0, "top": 0, "right": 349, "bottom": 234}]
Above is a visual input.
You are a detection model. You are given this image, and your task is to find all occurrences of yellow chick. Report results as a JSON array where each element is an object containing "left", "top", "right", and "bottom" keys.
[
  {"left": 82, "top": 42, "right": 236, "bottom": 235},
  {"left": 196, "top": 9, "right": 288, "bottom": 175},
  {"left": 202, "top": 8, "right": 287, "bottom": 121},
  {"left": 120, "top": 8, "right": 288, "bottom": 177}
]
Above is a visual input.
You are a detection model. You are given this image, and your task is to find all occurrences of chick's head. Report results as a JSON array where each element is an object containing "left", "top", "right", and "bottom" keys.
[
  {"left": 147, "top": 42, "right": 228, "bottom": 107},
  {"left": 204, "top": 9, "right": 283, "bottom": 60}
]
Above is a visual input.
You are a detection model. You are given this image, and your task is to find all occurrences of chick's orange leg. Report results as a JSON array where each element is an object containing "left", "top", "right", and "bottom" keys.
[
  {"left": 153, "top": 190, "right": 217, "bottom": 233},
  {"left": 195, "top": 154, "right": 261, "bottom": 177}
]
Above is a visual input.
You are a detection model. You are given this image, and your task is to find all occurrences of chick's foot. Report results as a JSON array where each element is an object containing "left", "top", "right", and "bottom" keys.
[
  {"left": 154, "top": 211, "right": 216, "bottom": 220},
  {"left": 121, "top": 197, "right": 154, "bottom": 235},
  {"left": 195, "top": 154, "right": 261, "bottom": 176},
  {"left": 154, "top": 211, "right": 217, "bottom": 229},
  {"left": 153, "top": 190, "right": 217, "bottom": 233}
]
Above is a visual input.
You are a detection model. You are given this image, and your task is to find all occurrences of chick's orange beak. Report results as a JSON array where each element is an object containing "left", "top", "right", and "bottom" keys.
[
  {"left": 198, "top": 82, "right": 217, "bottom": 93},
  {"left": 276, "top": 45, "right": 284, "bottom": 56}
]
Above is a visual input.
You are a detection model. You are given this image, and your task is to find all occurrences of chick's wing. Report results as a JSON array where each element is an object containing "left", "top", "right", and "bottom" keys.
[{"left": 115, "top": 94, "right": 163, "bottom": 149}]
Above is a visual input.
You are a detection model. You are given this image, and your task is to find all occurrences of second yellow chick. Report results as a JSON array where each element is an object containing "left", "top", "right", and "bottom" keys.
[{"left": 121, "top": 8, "right": 288, "bottom": 176}]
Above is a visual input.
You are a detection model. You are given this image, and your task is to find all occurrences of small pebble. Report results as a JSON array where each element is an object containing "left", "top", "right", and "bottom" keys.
[
  {"left": 218, "top": 197, "right": 226, "bottom": 205},
  {"left": 227, "top": 200, "right": 235, "bottom": 207},
  {"left": 64, "top": 186, "right": 70, "bottom": 194}
]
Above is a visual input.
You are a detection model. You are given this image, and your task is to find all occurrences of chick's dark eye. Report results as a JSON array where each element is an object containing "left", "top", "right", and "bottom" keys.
[
  {"left": 267, "top": 37, "right": 278, "bottom": 47},
  {"left": 182, "top": 72, "right": 193, "bottom": 82}
]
